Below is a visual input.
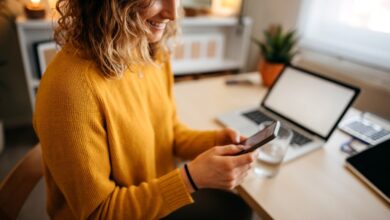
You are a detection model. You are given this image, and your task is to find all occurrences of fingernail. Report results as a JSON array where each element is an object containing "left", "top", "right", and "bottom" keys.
[{"left": 236, "top": 135, "right": 240, "bottom": 143}]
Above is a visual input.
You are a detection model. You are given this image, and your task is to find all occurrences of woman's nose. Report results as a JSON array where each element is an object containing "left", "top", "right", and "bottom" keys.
[{"left": 161, "top": 0, "right": 177, "bottom": 21}]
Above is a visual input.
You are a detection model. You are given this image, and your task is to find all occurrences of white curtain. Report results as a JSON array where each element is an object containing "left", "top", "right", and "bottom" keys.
[{"left": 298, "top": 0, "right": 390, "bottom": 70}]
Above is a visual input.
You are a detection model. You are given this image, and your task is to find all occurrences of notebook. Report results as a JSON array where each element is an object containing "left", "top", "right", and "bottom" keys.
[{"left": 345, "top": 139, "right": 390, "bottom": 204}]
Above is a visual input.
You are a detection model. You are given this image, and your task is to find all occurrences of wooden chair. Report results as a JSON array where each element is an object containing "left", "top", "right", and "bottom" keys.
[{"left": 0, "top": 144, "right": 43, "bottom": 220}]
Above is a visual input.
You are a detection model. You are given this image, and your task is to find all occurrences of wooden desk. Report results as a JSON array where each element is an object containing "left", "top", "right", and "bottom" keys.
[{"left": 173, "top": 73, "right": 390, "bottom": 220}]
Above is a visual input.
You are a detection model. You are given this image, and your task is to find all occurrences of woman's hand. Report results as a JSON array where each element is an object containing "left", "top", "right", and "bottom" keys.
[
  {"left": 182, "top": 145, "right": 257, "bottom": 192},
  {"left": 216, "top": 127, "right": 246, "bottom": 145}
]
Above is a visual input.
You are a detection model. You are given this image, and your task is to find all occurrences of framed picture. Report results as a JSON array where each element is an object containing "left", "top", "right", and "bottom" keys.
[{"left": 34, "top": 41, "right": 60, "bottom": 78}]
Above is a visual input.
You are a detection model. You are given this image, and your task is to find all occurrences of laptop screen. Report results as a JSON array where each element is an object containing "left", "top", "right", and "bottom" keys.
[{"left": 262, "top": 66, "right": 359, "bottom": 140}]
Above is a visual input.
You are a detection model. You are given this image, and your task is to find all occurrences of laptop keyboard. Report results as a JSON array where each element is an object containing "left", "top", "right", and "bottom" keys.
[
  {"left": 243, "top": 110, "right": 273, "bottom": 125},
  {"left": 291, "top": 130, "right": 312, "bottom": 146},
  {"left": 243, "top": 110, "right": 312, "bottom": 147}
]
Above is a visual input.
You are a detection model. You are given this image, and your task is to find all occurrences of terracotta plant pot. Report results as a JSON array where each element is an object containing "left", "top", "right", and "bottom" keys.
[{"left": 258, "top": 59, "right": 285, "bottom": 87}]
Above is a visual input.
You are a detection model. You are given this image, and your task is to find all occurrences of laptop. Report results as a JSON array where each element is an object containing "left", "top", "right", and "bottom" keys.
[
  {"left": 345, "top": 139, "right": 390, "bottom": 204},
  {"left": 217, "top": 66, "right": 360, "bottom": 162}
]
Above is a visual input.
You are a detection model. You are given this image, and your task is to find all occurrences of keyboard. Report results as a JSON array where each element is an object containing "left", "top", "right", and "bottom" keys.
[
  {"left": 243, "top": 110, "right": 272, "bottom": 125},
  {"left": 243, "top": 110, "right": 312, "bottom": 146},
  {"left": 341, "top": 119, "right": 390, "bottom": 145},
  {"left": 348, "top": 121, "right": 389, "bottom": 140},
  {"left": 291, "top": 130, "right": 312, "bottom": 146}
]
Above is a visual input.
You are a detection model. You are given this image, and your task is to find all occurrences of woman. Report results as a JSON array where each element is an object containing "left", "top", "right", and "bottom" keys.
[{"left": 34, "top": 0, "right": 256, "bottom": 219}]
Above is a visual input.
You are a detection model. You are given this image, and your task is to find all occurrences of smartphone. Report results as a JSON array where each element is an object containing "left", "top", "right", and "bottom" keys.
[{"left": 235, "top": 121, "right": 281, "bottom": 155}]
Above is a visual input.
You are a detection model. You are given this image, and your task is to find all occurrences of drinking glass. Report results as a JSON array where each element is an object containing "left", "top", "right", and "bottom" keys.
[{"left": 254, "top": 121, "right": 293, "bottom": 178}]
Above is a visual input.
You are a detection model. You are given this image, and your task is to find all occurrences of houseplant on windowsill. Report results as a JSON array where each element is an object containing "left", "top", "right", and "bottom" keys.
[{"left": 252, "top": 25, "right": 298, "bottom": 87}]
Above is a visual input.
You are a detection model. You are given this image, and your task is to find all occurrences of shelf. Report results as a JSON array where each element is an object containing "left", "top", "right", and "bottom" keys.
[
  {"left": 16, "top": 16, "right": 54, "bottom": 29},
  {"left": 173, "top": 59, "right": 241, "bottom": 75},
  {"left": 180, "top": 16, "right": 251, "bottom": 27}
]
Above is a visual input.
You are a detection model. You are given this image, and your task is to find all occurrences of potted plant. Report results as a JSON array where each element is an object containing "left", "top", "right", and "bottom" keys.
[{"left": 252, "top": 24, "right": 298, "bottom": 87}]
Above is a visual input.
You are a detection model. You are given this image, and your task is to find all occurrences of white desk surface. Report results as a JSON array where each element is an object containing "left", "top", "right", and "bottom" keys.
[{"left": 173, "top": 72, "right": 390, "bottom": 220}]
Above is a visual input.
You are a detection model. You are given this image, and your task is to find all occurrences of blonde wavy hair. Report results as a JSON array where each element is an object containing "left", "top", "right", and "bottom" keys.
[{"left": 54, "top": 0, "right": 178, "bottom": 77}]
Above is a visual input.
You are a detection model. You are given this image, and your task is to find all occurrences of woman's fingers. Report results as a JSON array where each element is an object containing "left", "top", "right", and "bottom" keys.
[
  {"left": 220, "top": 127, "right": 246, "bottom": 144},
  {"left": 226, "top": 127, "right": 241, "bottom": 144},
  {"left": 239, "top": 135, "right": 247, "bottom": 143},
  {"left": 214, "top": 144, "right": 243, "bottom": 156},
  {"left": 225, "top": 165, "right": 252, "bottom": 189},
  {"left": 235, "top": 171, "right": 249, "bottom": 186},
  {"left": 234, "top": 163, "right": 252, "bottom": 178},
  {"left": 216, "top": 127, "right": 247, "bottom": 146},
  {"left": 227, "top": 127, "right": 248, "bottom": 144},
  {"left": 229, "top": 151, "right": 256, "bottom": 167},
  {"left": 188, "top": 144, "right": 257, "bottom": 191}
]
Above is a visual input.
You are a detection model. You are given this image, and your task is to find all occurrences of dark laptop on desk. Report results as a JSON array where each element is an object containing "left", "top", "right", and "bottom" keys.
[{"left": 217, "top": 66, "right": 360, "bottom": 162}]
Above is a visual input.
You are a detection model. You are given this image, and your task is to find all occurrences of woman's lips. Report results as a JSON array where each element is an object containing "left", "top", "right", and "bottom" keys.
[{"left": 147, "top": 20, "right": 167, "bottom": 31}]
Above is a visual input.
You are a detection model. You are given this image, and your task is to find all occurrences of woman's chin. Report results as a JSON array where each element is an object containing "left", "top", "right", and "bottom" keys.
[{"left": 148, "top": 32, "right": 164, "bottom": 43}]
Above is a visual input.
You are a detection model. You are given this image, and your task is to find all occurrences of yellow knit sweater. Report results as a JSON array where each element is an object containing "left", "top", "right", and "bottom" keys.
[{"left": 33, "top": 47, "right": 217, "bottom": 219}]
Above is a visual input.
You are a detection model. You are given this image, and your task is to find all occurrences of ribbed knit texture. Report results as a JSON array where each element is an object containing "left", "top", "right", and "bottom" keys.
[{"left": 33, "top": 46, "right": 217, "bottom": 220}]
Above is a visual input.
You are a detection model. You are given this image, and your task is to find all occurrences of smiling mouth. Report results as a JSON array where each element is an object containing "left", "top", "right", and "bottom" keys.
[{"left": 147, "top": 20, "right": 167, "bottom": 31}]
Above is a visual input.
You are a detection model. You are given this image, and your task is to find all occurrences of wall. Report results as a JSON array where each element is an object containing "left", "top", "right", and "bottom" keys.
[
  {"left": 243, "top": 0, "right": 390, "bottom": 119},
  {"left": 242, "top": 0, "right": 302, "bottom": 70}
]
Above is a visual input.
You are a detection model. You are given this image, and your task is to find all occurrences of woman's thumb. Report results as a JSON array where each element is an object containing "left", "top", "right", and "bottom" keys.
[{"left": 216, "top": 145, "right": 244, "bottom": 156}]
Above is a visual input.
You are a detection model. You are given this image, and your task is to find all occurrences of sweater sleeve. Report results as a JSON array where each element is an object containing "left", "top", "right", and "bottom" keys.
[
  {"left": 163, "top": 60, "right": 218, "bottom": 160},
  {"left": 34, "top": 67, "right": 192, "bottom": 219}
]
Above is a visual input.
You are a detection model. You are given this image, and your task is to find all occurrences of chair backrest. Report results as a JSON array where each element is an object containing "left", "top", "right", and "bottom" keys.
[{"left": 0, "top": 144, "right": 43, "bottom": 220}]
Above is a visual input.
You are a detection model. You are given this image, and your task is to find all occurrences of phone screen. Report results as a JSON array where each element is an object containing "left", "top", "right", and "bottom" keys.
[{"left": 235, "top": 121, "right": 280, "bottom": 155}]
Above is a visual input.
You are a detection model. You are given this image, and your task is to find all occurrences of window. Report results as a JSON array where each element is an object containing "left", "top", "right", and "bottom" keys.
[{"left": 298, "top": 0, "right": 390, "bottom": 70}]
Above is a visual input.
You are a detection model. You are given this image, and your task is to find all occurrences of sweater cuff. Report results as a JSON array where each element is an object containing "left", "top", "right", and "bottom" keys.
[{"left": 158, "top": 169, "right": 193, "bottom": 216}]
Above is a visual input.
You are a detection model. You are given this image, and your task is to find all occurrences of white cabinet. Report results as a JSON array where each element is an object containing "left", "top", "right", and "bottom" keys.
[
  {"left": 16, "top": 16, "right": 252, "bottom": 110},
  {"left": 171, "top": 16, "right": 252, "bottom": 75}
]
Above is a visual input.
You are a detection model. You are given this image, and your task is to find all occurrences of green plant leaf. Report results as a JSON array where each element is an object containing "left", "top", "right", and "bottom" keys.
[
  {"left": 260, "top": 43, "right": 268, "bottom": 56},
  {"left": 274, "top": 25, "right": 283, "bottom": 51},
  {"left": 259, "top": 24, "right": 298, "bottom": 64},
  {"left": 264, "top": 31, "right": 274, "bottom": 50},
  {"left": 284, "top": 30, "right": 296, "bottom": 44},
  {"left": 255, "top": 24, "right": 299, "bottom": 63}
]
